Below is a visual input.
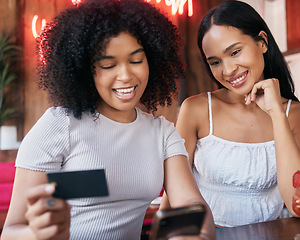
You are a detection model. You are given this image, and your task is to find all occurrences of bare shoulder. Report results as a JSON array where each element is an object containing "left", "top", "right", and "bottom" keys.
[
  {"left": 178, "top": 92, "right": 211, "bottom": 138},
  {"left": 181, "top": 93, "right": 208, "bottom": 112},
  {"left": 289, "top": 100, "right": 300, "bottom": 117},
  {"left": 210, "top": 88, "right": 228, "bottom": 102},
  {"left": 180, "top": 92, "right": 209, "bottom": 119},
  {"left": 288, "top": 100, "right": 300, "bottom": 131},
  {"left": 179, "top": 89, "right": 226, "bottom": 122}
]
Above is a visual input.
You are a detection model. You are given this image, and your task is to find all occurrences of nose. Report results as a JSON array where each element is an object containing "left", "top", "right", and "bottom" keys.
[
  {"left": 116, "top": 64, "right": 132, "bottom": 82},
  {"left": 222, "top": 59, "right": 237, "bottom": 77}
]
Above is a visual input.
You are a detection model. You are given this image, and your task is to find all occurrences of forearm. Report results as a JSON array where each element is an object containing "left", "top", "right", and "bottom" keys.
[
  {"left": 159, "top": 191, "right": 171, "bottom": 210},
  {"left": 159, "top": 196, "right": 215, "bottom": 239},
  {"left": 272, "top": 112, "right": 300, "bottom": 215},
  {"left": 198, "top": 202, "right": 215, "bottom": 240},
  {"left": 2, "top": 222, "right": 69, "bottom": 240},
  {"left": 1, "top": 224, "right": 37, "bottom": 240},
  {"left": 171, "top": 197, "right": 215, "bottom": 239}
]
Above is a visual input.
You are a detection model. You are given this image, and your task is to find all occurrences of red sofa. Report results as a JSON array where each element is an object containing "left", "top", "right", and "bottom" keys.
[{"left": 0, "top": 162, "right": 16, "bottom": 233}]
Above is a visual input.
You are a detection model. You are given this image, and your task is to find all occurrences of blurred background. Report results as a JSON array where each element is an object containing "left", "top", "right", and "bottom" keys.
[{"left": 0, "top": 0, "right": 299, "bottom": 149}]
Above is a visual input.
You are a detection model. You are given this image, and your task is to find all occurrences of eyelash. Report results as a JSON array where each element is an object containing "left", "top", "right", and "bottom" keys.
[
  {"left": 101, "top": 65, "right": 116, "bottom": 70},
  {"left": 209, "top": 49, "right": 242, "bottom": 66},
  {"left": 210, "top": 61, "right": 220, "bottom": 66},
  {"left": 231, "top": 49, "right": 241, "bottom": 56},
  {"left": 100, "top": 59, "right": 143, "bottom": 69},
  {"left": 131, "top": 60, "right": 143, "bottom": 64}
]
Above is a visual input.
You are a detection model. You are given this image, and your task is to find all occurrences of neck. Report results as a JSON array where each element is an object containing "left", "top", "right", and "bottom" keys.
[
  {"left": 223, "top": 89, "right": 247, "bottom": 104},
  {"left": 98, "top": 106, "right": 137, "bottom": 123}
]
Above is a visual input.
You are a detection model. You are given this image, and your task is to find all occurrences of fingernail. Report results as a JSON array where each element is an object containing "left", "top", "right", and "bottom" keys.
[
  {"left": 46, "top": 199, "right": 55, "bottom": 207},
  {"left": 45, "top": 184, "right": 55, "bottom": 193}
]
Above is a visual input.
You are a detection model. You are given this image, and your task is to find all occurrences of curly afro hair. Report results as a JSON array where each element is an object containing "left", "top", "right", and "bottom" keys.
[{"left": 36, "top": 0, "right": 185, "bottom": 119}]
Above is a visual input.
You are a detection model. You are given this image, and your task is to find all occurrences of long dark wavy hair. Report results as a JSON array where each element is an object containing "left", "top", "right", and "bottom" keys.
[
  {"left": 197, "top": 0, "right": 298, "bottom": 101},
  {"left": 36, "top": 0, "right": 185, "bottom": 118}
]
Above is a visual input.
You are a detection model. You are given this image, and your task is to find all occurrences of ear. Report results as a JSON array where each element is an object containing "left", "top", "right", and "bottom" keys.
[{"left": 258, "top": 31, "right": 268, "bottom": 53}]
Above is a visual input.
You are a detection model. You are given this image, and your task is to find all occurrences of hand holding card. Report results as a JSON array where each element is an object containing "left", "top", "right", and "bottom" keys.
[{"left": 47, "top": 169, "right": 109, "bottom": 199}]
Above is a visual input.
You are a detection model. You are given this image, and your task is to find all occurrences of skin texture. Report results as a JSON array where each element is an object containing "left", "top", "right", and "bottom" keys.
[
  {"left": 34, "top": 0, "right": 185, "bottom": 119},
  {"left": 1, "top": 3, "right": 215, "bottom": 238},
  {"left": 161, "top": 23, "right": 300, "bottom": 223},
  {"left": 94, "top": 32, "right": 149, "bottom": 123},
  {"left": 203, "top": 26, "right": 267, "bottom": 97}
]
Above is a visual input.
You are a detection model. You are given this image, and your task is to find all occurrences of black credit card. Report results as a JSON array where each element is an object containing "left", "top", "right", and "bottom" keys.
[{"left": 47, "top": 169, "right": 109, "bottom": 199}]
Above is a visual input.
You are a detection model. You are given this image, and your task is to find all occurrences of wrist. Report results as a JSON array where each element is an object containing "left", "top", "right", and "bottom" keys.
[{"left": 269, "top": 108, "right": 286, "bottom": 122}]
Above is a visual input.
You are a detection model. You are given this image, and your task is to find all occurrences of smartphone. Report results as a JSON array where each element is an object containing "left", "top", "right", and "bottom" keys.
[
  {"left": 150, "top": 204, "right": 206, "bottom": 240},
  {"left": 47, "top": 169, "right": 109, "bottom": 199}
]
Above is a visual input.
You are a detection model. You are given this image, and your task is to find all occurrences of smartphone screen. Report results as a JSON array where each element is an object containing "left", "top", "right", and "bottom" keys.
[{"left": 150, "top": 204, "right": 206, "bottom": 240}]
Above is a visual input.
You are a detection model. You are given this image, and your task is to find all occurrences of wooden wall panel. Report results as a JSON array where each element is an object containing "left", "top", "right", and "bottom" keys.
[
  {"left": 178, "top": 0, "right": 223, "bottom": 102},
  {"left": 153, "top": 0, "right": 225, "bottom": 122},
  {"left": 0, "top": 0, "right": 23, "bottom": 140},
  {"left": 286, "top": 0, "right": 300, "bottom": 50},
  {"left": 0, "top": 0, "right": 17, "bottom": 34},
  {"left": 0, "top": 149, "right": 17, "bottom": 162},
  {"left": 22, "top": 0, "right": 73, "bottom": 135},
  {"left": 0, "top": 0, "right": 227, "bottom": 137}
]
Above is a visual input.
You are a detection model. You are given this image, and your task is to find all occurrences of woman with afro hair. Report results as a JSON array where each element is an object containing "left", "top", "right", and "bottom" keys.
[{"left": 2, "top": 0, "right": 215, "bottom": 239}]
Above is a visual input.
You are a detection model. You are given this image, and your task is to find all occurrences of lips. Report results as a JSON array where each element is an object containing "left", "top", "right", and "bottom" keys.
[
  {"left": 226, "top": 71, "right": 248, "bottom": 88},
  {"left": 113, "top": 86, "right": 136, "bottom": 100},
  {"left": 114, "top": 86, "right": 135, "bottom": 95}
]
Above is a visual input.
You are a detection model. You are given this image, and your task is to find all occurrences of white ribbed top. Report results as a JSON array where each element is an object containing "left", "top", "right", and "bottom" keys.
[
  {"left": 16, "top": 107, "right": 188, "bottom": 240},
  {"left": 192, "top": 93, "right": 290, "bottom": 227}
]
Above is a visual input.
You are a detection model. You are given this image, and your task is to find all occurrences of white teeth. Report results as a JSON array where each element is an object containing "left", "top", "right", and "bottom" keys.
[
  {"left": 231, "top": 73, "right": 246, "bottom": 84},
  {"left": 115, "top": 87, "right": 135, "bottom": 94}
]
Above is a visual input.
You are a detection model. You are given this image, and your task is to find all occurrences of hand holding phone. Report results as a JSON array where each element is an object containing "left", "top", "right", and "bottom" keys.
[{"left": 150, "top": 204, "right": 206, "bottom": 240}]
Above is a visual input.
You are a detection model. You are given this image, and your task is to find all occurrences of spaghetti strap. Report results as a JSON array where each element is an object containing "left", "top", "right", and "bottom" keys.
[
  {"left": 286, "top": 99, "right": 292, "bottom": 117},
  {"left": 207, "top": 92, "right": 213, "bottom": 135}
]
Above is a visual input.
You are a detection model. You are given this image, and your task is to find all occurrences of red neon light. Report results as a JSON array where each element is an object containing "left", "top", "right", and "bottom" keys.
[
  {"left": 32, "top": 15, "right": 46, "bottom": 38},
  {"left": 146, "top": 0, "right": 193, "bottom": 16},
  {"left": 32, "top": 0, "right": 192, "bottom": 38},
  {"left": 32, "top": 0, "right": 81, "bottom": 38},
  {"left": 71, "top": 0, "right": 82, "bottom": 5}
]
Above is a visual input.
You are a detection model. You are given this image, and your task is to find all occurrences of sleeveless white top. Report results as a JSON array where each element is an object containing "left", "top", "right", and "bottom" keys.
[{"left": 193, "top": 92, "right": 291, "bottom": 227}]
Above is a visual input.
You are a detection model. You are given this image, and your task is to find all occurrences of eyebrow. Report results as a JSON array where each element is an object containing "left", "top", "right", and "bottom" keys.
[
  {"left": 206, "top": 42, "right": 241, "bottom": 61},
  {"left": 97, "top": 48, "right": 145, "bottom": 61}
]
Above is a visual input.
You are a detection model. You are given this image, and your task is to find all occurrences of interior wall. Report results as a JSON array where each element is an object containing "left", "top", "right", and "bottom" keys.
[
  {"left": 244, "top": 0, "right": 300, "bottom": 99},
  {"left": 22, "top": 0, "right": 73, "bottom": 135},
  {"left": 285, "top": 53, "right": 300, "bottom": 98},
  {"left": 183, "top": 0, "right": 300, "bottom": 102},
  {"left": 0, "top": 0, "right": 17, "bottom": 34},
  {"left": 0, "top": 0, "right": 24, "bottom": 139},
  {"left": 177, "top": 0, "right": 223, "bottom": 103},
  {"left": 2, "top": 0, "right": 300, "bottom": 139},
  {"left": 19, "top": 0, "right": 221, "bottom": 127}
]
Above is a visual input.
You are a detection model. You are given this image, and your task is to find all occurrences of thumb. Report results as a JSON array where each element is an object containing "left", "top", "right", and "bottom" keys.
[{"left": 27, "top": 183, "right": 56, "bottom": 205}]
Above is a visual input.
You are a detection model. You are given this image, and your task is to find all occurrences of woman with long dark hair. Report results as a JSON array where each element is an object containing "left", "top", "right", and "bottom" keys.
[{"left": 161, "top": 0, "right": 300, "bottom": 228}]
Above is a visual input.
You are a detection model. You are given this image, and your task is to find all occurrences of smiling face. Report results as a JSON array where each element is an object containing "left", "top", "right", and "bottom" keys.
[
  {"left": 202, "top": 25, "right": 268, "bottom": 96},
  {"left": 93, "top": 32, "right": 149, "bottom": 122}
]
